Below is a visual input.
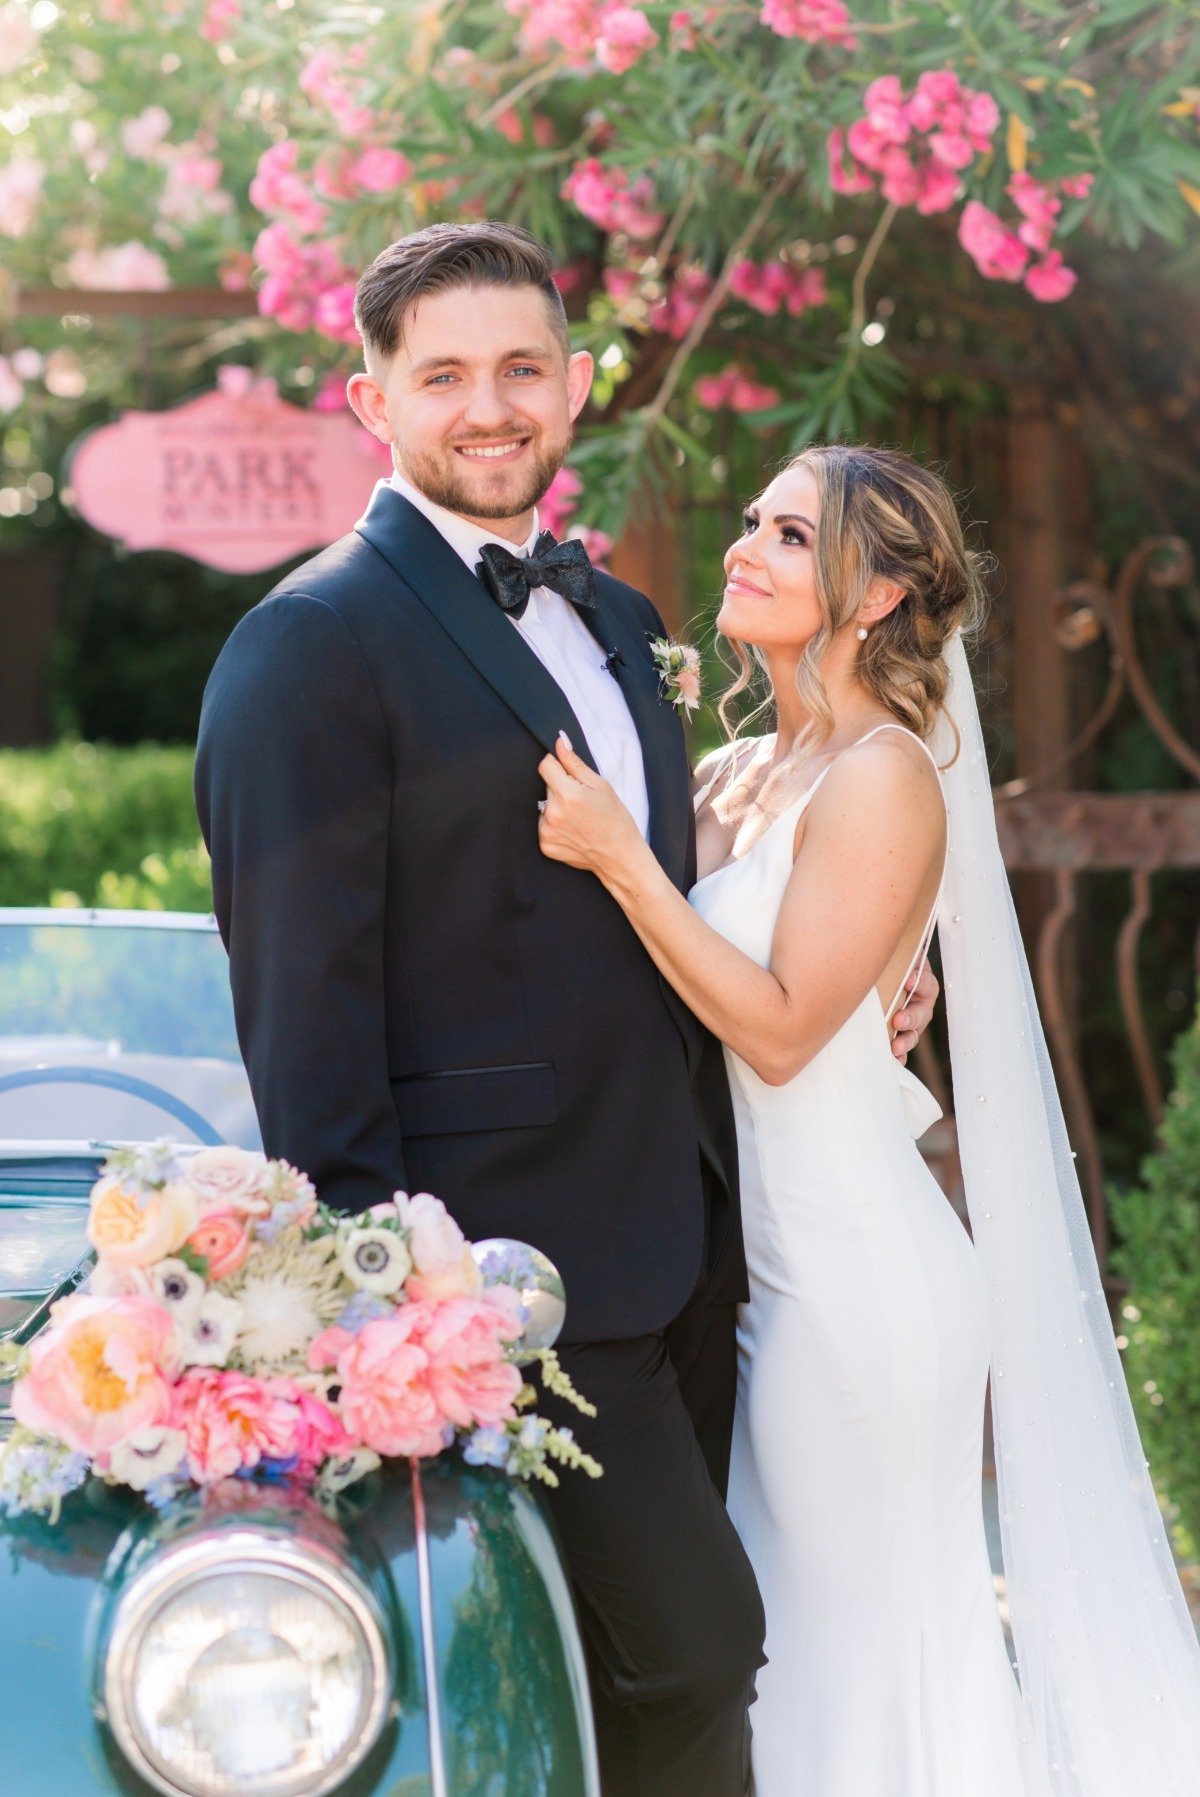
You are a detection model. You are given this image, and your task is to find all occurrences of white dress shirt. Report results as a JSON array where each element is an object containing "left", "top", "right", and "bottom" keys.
[{"left": 386, "top": 471, "right": 651, "bottom": 839}]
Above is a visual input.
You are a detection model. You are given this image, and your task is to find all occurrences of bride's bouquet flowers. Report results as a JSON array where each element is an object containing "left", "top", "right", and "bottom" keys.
[{"left": 0, "top": 1143, "right": 600, "bottom": 1521}]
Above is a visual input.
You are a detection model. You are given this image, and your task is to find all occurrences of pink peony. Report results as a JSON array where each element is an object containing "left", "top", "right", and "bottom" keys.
[
  {"left": 12, "top": 1294, "right": 178, "bottom": 1455},
  {"left": 184, "top": 1209, "right": 251, "bottom": 1280},
  {"left": 419, "top": 1297, "right": 523, "bottom": 1430},
  {"left": 170, "top": 1368, "right": 328, "bottom": 1482},
  {"left": 315, "top": 1307, "right": 449, "bottom": 1458},
  {"left": 1024, "top": 250, "right": 1077, "bottom": 303}
]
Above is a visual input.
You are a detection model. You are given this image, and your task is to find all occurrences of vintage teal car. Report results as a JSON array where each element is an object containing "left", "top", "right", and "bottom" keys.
[{"left": 0, "top": 909, "right": 599, "bottom": 1797}]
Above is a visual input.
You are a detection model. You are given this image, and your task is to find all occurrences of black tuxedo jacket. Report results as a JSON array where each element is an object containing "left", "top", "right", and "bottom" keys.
[{"left": 194, "top": 483, "right": 746, "bottom": 1340}]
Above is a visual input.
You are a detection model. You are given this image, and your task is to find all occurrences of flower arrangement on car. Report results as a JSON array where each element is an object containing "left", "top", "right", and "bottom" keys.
[{"left": 0, "top": 1142, "right": 600, "bottom": 1520}]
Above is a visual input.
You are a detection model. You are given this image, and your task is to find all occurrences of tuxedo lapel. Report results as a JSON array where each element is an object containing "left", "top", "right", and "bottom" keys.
[
  {"left": 584, "top": 578, "right": 693, "bottom": 892},
  {"left": 356, "top": 485, "right": 601, "bottom": 774}
]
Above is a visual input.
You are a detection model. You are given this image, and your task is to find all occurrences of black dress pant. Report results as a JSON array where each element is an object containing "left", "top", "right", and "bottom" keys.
[{"left": 538, "top": 1288, "right": 766, "bottom": 1797}]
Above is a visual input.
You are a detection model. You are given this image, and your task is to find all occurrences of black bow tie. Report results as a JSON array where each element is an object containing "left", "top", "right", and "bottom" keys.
[{"left": 476, "top": 530, "right": 596, "bottom": 620}]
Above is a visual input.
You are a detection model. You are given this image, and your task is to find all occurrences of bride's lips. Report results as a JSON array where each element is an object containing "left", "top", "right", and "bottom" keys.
[{"left": 725, "top": 571, "right": 771, "bottom": 597}]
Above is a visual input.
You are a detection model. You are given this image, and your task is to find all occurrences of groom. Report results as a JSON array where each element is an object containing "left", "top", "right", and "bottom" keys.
[{"left": 195, "top": 220, "right": 935, "bottom": 1796}]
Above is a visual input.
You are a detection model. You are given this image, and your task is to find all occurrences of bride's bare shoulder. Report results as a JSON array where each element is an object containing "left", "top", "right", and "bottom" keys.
[{"left": 808, "top": 726, "right": 945, "bottom": 846}]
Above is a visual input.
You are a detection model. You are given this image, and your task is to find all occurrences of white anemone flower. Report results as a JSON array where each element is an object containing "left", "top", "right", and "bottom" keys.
[
  {"left": 316, "top": 1448, "right": 381, "bottom": 1496},
  {"left": 109, "top": 1426, "right": 188, "bottom": 1491},
  {"left": 181, "top": 1291, "right": 243, "bottom": 1367},
  {"left": 338, "top": 1227, "right": 412, "bottom": 1296},
  {"left": 149, "top": 1257, "right": 205, "bottom": 1320}
]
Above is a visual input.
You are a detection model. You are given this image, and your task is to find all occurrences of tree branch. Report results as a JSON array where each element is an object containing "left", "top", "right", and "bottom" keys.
[{"left": 640, "top": 172, "right": 791, "bottom": 429}]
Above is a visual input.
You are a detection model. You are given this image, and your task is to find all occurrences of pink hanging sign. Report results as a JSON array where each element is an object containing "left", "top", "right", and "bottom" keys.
[{"left": 68, "top": 378, "right": 388, "bottom": 574}]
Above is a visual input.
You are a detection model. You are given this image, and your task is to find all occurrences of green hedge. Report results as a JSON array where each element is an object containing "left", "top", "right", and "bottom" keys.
[
  {"left": 0, "top": 742, "right": 212, "bottom": 911},
  {"left": 1112, "top": 1008, "right": 1200, "bottom": 1557}
]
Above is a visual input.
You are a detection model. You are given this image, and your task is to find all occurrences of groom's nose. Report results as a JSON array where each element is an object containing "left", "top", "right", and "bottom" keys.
[{"left": 458, "top": 375, "right": 520, "bottom": 433}]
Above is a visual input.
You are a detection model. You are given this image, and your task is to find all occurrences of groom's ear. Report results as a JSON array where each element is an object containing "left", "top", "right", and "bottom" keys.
[
  {"left": 346, "top": 369, "right": 393, "bottom": 445},
  {"left": 566, "top": 349, "right": 594, "bottom": 422}
]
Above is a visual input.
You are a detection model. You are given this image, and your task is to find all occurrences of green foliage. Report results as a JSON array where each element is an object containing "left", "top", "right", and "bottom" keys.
[
  {"left": 3, "top": 0, "right": 1200, "bottom": 544},
  {"left": 0, "top": 742, "right": 210, "bottom": 911},
  {"left": 1112, "top": 1008, "right": 1200, "bottom": 1554}
]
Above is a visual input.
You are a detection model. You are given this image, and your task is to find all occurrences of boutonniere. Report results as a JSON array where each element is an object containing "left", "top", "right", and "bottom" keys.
[{"left": 649, "top": 636, "right": 703, "bottom": 717}]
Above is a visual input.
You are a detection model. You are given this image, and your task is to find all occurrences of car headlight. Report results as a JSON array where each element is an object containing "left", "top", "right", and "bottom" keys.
[{"left": 103, "top": 1526, "right": 392, "bottom": 1797}]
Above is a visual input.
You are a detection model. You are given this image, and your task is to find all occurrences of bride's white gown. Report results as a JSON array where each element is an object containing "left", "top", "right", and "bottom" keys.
[{"left": 690, "top": 726, "right": 1029, "bottom": 1797}]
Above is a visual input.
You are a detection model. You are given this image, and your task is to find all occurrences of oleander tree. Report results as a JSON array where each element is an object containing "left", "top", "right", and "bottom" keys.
[{"left": 1, "top": 0, "right": 1200, "bottom": 540}]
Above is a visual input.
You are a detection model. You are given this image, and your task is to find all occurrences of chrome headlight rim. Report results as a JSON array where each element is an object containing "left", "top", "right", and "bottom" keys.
[{"left": 103, "top": 1524, "right": 392, "bottom": 1797}]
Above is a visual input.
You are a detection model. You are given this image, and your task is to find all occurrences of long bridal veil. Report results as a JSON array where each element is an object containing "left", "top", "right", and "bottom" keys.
[{"left": 932, "top": 632, "right": 1200, "bottom": 1795}]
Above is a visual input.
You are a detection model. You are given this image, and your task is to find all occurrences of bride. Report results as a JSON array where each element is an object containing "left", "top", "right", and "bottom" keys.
[{"left": 537, "top": 444, "right": 1200, "bottom": 1796}]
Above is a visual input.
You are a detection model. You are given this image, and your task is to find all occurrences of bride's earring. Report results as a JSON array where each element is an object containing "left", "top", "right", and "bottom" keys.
[{"left": 856, "top": 625, "right": 869, "bottom": 641}]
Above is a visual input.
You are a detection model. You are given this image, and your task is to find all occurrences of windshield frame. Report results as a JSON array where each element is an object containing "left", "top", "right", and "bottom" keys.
[{"left": 1, "top": 908, "right": 218, "bottom": 933}]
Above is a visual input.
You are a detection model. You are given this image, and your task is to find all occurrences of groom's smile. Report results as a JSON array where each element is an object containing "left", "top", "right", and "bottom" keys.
[{"left": 348, "top": 283, "right": 594, "bottom": 542}]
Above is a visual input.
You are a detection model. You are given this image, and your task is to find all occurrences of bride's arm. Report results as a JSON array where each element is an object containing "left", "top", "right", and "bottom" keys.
[{"left": 539, "top": 733, "right": 943, "bottom": 1086}]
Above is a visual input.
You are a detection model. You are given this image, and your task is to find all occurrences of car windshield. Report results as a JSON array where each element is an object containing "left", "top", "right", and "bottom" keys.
[{"left": 0, "top": 914, "right": 259, "bottom": 1149}]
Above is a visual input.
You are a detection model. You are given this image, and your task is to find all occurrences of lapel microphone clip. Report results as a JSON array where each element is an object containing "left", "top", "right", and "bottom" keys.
[{"left": 604, "top": 646, "right": 626, "bottom": 680}]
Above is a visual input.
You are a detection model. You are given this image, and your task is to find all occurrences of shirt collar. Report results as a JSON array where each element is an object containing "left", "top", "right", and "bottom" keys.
[{"left": 387, "top": 468, "right": 540, "bottom": 573}]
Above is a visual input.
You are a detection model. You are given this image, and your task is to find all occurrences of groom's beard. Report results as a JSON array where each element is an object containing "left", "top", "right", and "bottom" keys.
[{"left": 398, "top": 425, "right": 570, "bottom": 524}]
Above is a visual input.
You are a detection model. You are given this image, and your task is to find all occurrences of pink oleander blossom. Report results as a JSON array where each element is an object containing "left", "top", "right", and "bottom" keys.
[
  {"left": 561, "top": 157, "right": 663, "bottom": 239},
  {"left": 0, "top": 154, "right": 44, "bottom": 239},
  {"left": 760, "top": 0, "right": 856, "bottom": 45},
  {"left": 539, "top": 466, "right": 583, "bottom": 538},
  {"left": 957, "top": 201, "right": 1029, "bottom": 283},
  {"left": 313, "top": 282, "right": 360, "bottom": 345},
  {"left": 12, "top": 1294, "right": 178, "bottom": 1456},
  {"left": 201, "top": 0, "right": 239, "bottom": 42},
  {"left": 649, "top": 263, "right": 714, "bottom": 337},
  {"left": 0, "top": 356, "right": 23, "bottom": 414},
  {"left": 1024, "top": 249, "right": 1077, "bottom": 303},
  {"left": 694, "top": 364, "right": 779, "bottom": 413},
  {"left": 351, "top": 147, "right": 412, "bottom": 194},
  {"left": 312, "top": 371, "right": 350, "bottom": 412},
  {"left": 832, "top": 68, "right": 999, "bottom": 216},
  {"left": 595, "top": 5, "right": 658, "bottom": 73},
  {"left": 121, "top": 106, "right": 172, "bottom": 160}
]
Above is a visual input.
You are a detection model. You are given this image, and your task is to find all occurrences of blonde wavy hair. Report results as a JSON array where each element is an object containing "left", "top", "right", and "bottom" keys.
[{"left": 717, "top": 444, "right": 989, "bottom": 752}]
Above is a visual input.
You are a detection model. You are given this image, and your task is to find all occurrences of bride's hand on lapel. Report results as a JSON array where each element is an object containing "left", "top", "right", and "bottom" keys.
[{"left": 538, "top": 734, "right": 651, "bottom": 884}]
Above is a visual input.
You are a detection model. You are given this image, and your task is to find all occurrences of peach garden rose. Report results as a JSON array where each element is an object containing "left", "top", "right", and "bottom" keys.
[{"left": 87, "top": 1175, "right": 197, "bottom": 1269}]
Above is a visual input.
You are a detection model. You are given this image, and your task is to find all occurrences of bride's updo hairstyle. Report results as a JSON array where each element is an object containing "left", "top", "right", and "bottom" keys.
[{"left": 719, "top": 444, "right": 988, "bottom": 748}]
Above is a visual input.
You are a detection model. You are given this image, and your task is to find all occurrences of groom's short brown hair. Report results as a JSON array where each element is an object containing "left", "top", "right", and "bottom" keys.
[{"left": 354, "top": 221, "right": 571, "bottom": 366}]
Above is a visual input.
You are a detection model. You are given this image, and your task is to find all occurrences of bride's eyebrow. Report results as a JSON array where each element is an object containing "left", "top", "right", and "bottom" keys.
[{"left": 774, "top": 512, "right": 815, "bottom": 529}]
